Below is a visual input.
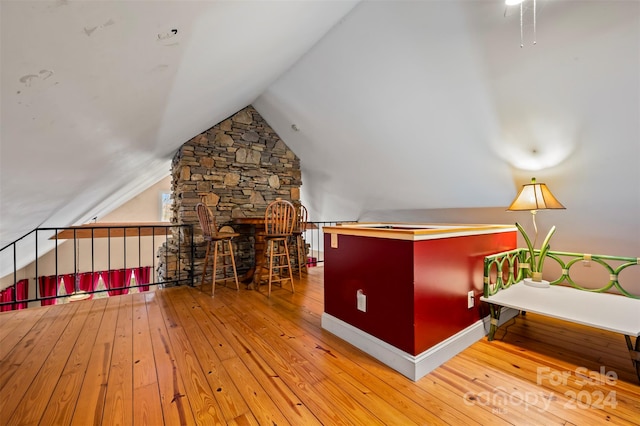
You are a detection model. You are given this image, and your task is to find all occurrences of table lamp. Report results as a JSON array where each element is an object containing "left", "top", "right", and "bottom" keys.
[{"left": 508, "top": 177, "right": 565, "bottom": 287}]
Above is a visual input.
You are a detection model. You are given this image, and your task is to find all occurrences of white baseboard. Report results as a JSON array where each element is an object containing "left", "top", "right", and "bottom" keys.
[{"left": 321, "top": 307, "right": 519, "bottom": 381}]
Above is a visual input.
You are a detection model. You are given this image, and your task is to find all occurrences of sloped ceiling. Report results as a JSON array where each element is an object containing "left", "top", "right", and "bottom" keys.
[
  {"left": 0, "top": 0, "right": 358, "bottom": 247},
  {"left": 254, "top": 0, "right": 640, "bottom": 256},
  {"left": 1, "top": 0, "right": 639, "bottom": 261}
]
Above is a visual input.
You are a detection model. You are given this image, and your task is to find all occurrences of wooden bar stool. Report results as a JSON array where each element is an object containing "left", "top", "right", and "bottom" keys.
[
  {"left": 196, "top": 203, "right": 240, "bottom": 296},
  {"left": 259, "top": 199, "right": 295, "bottom": 297},
  {"left": 292, "top": 203, "right": 309, "bottom": 279}
]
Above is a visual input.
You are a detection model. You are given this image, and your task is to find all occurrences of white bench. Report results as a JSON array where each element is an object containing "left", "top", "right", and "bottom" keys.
[{"left": 481, "top": 249, "right": 640, "bottom": 383}]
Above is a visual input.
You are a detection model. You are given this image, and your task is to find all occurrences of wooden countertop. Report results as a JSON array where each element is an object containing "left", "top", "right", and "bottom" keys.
[
  {"left": 232, "top": 217, "right": 265, "bottom": 225},
  {"left": 233, "top": 217, "right": 318, "bottom": 230},
  {"left": 323, "top": 222, "right": 516, "bottom": 241}
]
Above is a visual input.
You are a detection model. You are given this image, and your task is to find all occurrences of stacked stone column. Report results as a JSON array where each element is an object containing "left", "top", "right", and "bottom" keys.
[{"left": 157, "top": 106, "right": 302, "bottom": 285}]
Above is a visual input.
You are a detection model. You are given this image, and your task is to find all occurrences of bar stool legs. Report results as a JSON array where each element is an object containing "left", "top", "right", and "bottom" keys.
[
  {"left": 203, "top": 238, "right": 239, "bottom": 297},
  {"left": 291, "top": 202, "right": 309, "bottom": 279},
  {"left": 201, "top": 239, "right": 212, "bottom": 288},
  {"left": 262, "top": 237, "right": 294, "bottom": 297},
  {"left": 213, "top": 239, "right": 239, "bottom": 296},
  {"left": 293, "top": 233, "right": 308, "bottom": 279}
]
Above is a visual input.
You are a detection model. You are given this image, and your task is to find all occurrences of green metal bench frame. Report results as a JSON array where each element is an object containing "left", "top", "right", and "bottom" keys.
[{"left": 483, "top": 248, "right": 640, "bottom": 382}]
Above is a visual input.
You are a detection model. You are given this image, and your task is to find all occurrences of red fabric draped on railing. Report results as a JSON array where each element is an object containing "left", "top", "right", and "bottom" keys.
[
  {"left": 1, "top": 286, "right": 15, "bottom": 312},
  {"left": 78, "top": 272, "right": 94, "bottom": 293},
  {"left": 39, "top": 275, "right": 61, "bottom": 306},
  {"left": 62, "top": 273, "right": 75, "bottom": 295},
  {"left": 135, "top": 266, "right": 151, "bottom": 292},
  {"left": 38, "top": 266, "right": 152, "bottom": 306},
  {"left": 0, "top": 280, "right": 27, "bottom": 311},
  {"left": 107, "top": 269, "right": 126, "bottom": 296},
  {"left": 15, "top": 279, "right": 28, "bottom": 310}
]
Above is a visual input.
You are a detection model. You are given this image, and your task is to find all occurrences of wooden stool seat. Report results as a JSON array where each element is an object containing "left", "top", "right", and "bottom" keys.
[{"left": 211, "top": 232, "right": 240, "bottom": 240}]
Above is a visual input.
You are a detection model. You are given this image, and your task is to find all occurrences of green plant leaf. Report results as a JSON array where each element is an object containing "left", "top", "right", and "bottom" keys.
[
  {"left": 515, "top": 222, "right": 537, "bottom": 273},
  {"left": 536, "top": 226, "right": 556, "bottom": 272}
]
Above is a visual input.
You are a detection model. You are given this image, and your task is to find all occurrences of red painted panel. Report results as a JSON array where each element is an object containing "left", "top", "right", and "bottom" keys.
[
  {"left": 324, "top": 234, "right": 416, "bottom": 353},
  {"left": 324, "top": 230, "right": 516, "bottom": 356},
  {"left": 413, "top": 232, "right": 516, "bottom": 353}
]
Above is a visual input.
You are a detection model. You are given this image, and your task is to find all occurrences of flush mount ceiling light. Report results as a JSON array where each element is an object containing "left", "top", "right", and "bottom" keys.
[{"left": 505, "top": 0, "right": 537, "bottom": 47}]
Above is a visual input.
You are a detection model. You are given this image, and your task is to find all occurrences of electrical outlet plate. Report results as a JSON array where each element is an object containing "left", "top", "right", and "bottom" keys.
[{"left": 467, "top": 290, "right": 474, "bottom": 309}]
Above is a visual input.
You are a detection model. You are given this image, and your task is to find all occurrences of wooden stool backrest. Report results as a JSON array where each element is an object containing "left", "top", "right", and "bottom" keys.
[
  {"left": 293, "top": 203, "right": 309, "bottom": 234},
  {"left": 196, "top": 203, "right": 218, "bottom": 238},
  {"left": 264, "top": 199, "right": 295, "bottom": 236}
]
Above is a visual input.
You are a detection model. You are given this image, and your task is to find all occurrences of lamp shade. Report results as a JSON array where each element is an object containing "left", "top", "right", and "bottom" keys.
[{"left": 507, "top": 178, "right": 565, "bottom": 211}]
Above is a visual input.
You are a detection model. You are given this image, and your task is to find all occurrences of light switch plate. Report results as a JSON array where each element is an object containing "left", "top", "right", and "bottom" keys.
[{"left": 357, "top": 289, "right": 366, "bottom": 312}]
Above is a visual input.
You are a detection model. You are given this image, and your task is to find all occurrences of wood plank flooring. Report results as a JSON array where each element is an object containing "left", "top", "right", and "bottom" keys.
[{"left": 1, "top": 265, "right": 639, "bottom": 425}]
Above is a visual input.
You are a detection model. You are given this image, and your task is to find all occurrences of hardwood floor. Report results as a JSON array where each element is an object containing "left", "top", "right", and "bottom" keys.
[{"left": 1, "top": 265, "right": 639, "bottom": 425}]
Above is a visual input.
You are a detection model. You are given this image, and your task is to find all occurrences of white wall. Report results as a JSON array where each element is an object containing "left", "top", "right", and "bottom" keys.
[{"left": 254, "top": 0, "right": 640, "bottom": 259}]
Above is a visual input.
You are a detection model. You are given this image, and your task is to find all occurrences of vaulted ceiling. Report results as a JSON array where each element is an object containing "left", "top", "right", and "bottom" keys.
[
  {"left": 1, "top": 0, "right": 358, "bottom": 247},
  {"left": 2, "top": 1, "right": 639, "bottom": 260}
]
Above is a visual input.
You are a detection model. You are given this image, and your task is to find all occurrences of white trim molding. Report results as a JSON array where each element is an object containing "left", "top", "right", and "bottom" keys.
[{"left": 321, "top": 307, "right": 519, "bottom": 381}]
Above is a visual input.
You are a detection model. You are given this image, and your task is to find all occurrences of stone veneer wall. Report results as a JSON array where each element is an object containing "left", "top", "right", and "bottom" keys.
[{"left": 158, "top": 106, "right": 302, "bottom": 284}]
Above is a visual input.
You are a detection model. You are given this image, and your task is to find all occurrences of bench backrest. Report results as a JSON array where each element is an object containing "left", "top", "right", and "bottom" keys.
[{"left": 483, "top": 249, "right": 639, "bottom": 299}]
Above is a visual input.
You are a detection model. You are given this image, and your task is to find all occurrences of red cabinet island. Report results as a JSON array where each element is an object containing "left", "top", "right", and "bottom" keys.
[{"left": 322, "top": 222, "right": 517, "bottom": 380}]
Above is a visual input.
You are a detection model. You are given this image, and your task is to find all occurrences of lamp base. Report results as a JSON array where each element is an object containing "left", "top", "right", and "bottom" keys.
[{"left": 523, "top": 278, "right": 550, "bottom": 288}]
